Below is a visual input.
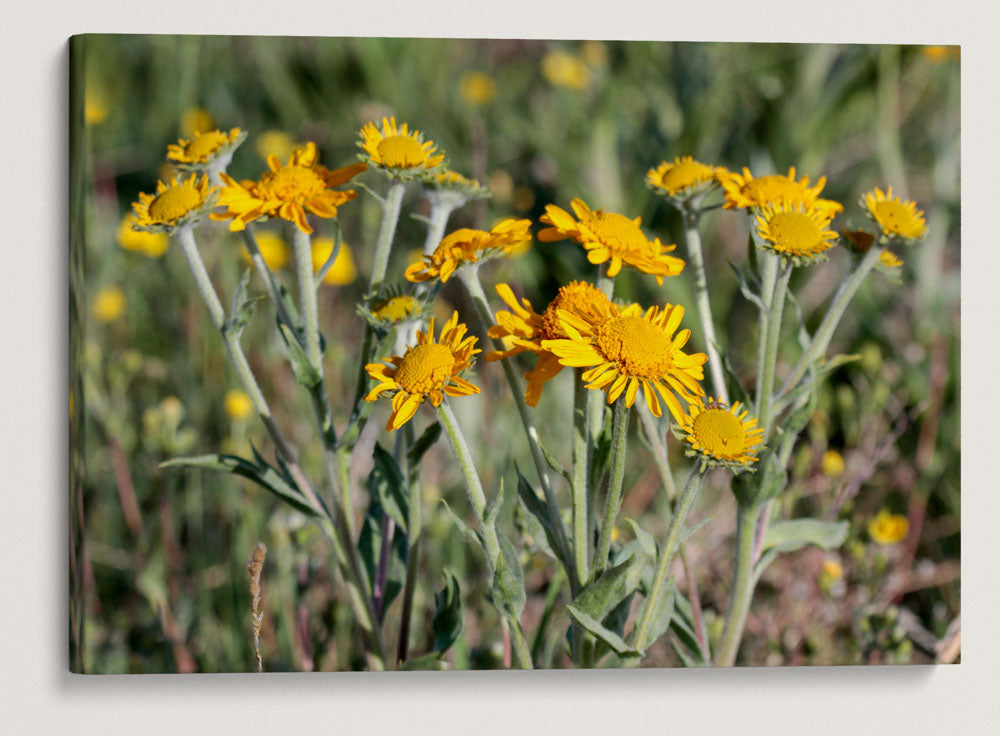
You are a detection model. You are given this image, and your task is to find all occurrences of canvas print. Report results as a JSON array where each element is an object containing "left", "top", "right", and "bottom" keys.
[{"left": 68, "top": 35, "right": 960, "bottom": 672}]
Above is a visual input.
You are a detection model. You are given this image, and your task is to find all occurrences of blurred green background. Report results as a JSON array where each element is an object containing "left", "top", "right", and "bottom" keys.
[{"left": 70, "top": 36, "right": 960, "bottom": 672}]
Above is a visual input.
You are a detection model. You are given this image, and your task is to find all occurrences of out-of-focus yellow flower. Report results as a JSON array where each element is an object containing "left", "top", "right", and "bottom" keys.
[
  {"left": 224, "top": 390, "right": 254, "bottom": 421},
  {"left": 459, "top": 71, "right": 497, "bottom": 106},
  {"left": 166, "top": 128, "right": 246, "bottom": 169},
  {"left": 542, "top": 50, "right": 591, "bottom": 90},
  {"left": 821, "top": 558, "right": 844, "bottom": 580},
  {"left": 117, "top": 215, "right": 169, "bottom": 258},
  {"left": 580, "top": 41, "right": 608, "bottom": 68},
  {"left": 513, "top": 186, "right": 536, "bottom": 214},
  {"left": 243, "top": 231, "right": 289, "bottom": 270},
  {"left": 131, "top": 174, "right": 216, "bottom": 233},
  {"left": 312, "top": 237, "right": 357, "bottom": 285},
  {"left": 868, "top": 509, "right": 909, "bottom": 546},
  {"left": 489, "top": 170, "right": 514, "bottom": 201},
  {"left": 181, "top": 107, "right": 215, "bottom": 137},
  {"left": 255, "top": 130, "right": 299, "bottom": 162},
  {"left": 160, "top": 396, "right": 184, "bottom": 425},
  {"left": 85, "top": 85, "right": 108, "bottom": 125},
  {"left": 93, "top": 286, "right": 126, "bottom": 323},
  {"left": 921, "top": 45, "right": 959, "bottom": 63},
  {"left": 406, "top": 220, "right": 532, "bottom": 283},
  {"left": 879, "top": 250, "right": 904, "bottom": 269},
  {"left": 821, "top": 449, "right": 845, "bottom": 477}
]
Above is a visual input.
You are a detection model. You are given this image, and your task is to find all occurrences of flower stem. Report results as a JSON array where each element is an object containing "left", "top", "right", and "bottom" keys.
[
  {"left": 715, "top": 502, "right": 760, "bottom": 666},
  {"left": 758, "top": 261, "right": 791, "bottom": 436},
  {"left": 371, "top": 182, "right": 406, "bottom": 297},
  {"left": 292, "top": 227, "right": 322, "bottom": 369},
  {"left": 396, "top": 422, "right": 422, "bottom": 664},
  {"left": 593, "top": 398, "right": 629, "bottom": 576},
  {"left": 240, "top": 225, "right": 295, "bottom": 329},
  {"left": 571, "top": 372, "right": 590, "bottom": 589},
  {"left": 422, "top": 199, "right": 455, "bottom": 256},
  {"left": 777, "top": 243, "right": 886, "bottom": 401},
  {"left": 632, "top": 467, "right": 704, "bottom": 651},
  {"left": 682, "top": 208, "right": 729, "bottom": 404},
  {"left": 754, "top": 252, "right": 779, "bottom": 418},
  {"left": 459, "top": 270, "right": 573, "bottom": 576}
]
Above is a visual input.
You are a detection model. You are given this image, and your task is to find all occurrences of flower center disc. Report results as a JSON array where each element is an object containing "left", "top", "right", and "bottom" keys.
[
  {"left": 659, "top": 161, "right": 711, "bottom": 193},
  {"left": 585, "top": 212, "right": 646, "bottom": 252},
  {"left": 148, "top": 186, "right": 202, "bottom": 222},
  {"left": 873, "top": 201, "right": 917, "bottom": 234},
  {"left": 744, "top": 175, "right": 805, "bottom": 204},
  {"left": 377, "top": 135, "right": 427, "bottom": 168},
  {"left": 257, "top": 167, "right": 326, "bottom": 203},
  {"left": 185, "top": 131, "right": 227, "bottom": 160},
  {"left": 691, "top": 409, "right": 745, "bottom": 457},
  {"left": 596, "top": 315, "right": 673, "bottom": 377},
  {"left": 766, "top": 211, "right": 823, "bottom": 254},
  {"left": 396, "top": 343, "right": 455, "bottom": 394}
]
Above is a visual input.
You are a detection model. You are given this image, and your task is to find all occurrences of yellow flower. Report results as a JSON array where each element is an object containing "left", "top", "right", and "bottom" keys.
[
  {"left": 131, "top": 174, "right": 216, "bottom": 233},
  {"left": 821, "top": 558, "right": 844, "bottom": 580},
  {"left": 861, "top": 186, "right": 927, "bottom": 241},
  {"left": 242, "top": 231, "right": 289, "bottom": 270},
  {"left": 921, "top": 45, "right": 959, "bottom": 63},
  {"left": 357, "top": 117, "right": 445, "bottom": 179},
  {"left": 93, "top": 286, "right": 126, "bottom": 323},
  {"left": 166, "top": 127, "right": 246, "bottom": 168},
  {"left": 679, "top": 397, "right": 764, "bottom": 470},
  {"left": 460, "top": 71, "right": 497, "bottom": 105},
  {"left": 405, "top": 219, "right": 532, "bottom": 283},
  {"left": 212, "top": 142, "right": 367, "bottom": 234},
  {"left": 365, "top": 312, "right": 481, "bottom": 431},
  {"left": 372, "top": 295, "right": 421, "bottom": 323},
  {"left": 541, "top": 300, "right": 706, "bottom": 421},
  {"left": 821, "top": 449, "right": 845, "bottom": 477},
  {"left": 224, "top": 390, "right": 254, "bottom": 421},
  {"left": 85, "top": 85, "right": 108, "bottom": 125},
  {"left": 646, "top": 156, "right": 728, "bottom": 201},
  {"left": 722, "top": 166, "right": 843, "bottom": 215},
  {"left": 867, "top": 509, "right": 909, "bottom": 546},
  {"left": 754, "top": 201, "right": 839, "bottom": 265},
  {"left": 486, "top": 280, "right": 613, "bottom": 406},
  {"left": 542, "top": 50, "right": 591, "bottom": 90},
  {"left": 181, "top": 108, "right": 214, "bottom": 137},
  {"left": 116, "top": 215, "right": 169, "bottom": 258},
  {"left": 538, "top": 198, "right": 684, "bottom": 283},
  {"left": 312, "top": 238, "right": 357, "bottom": 286},
  {"left": 255, "top": 130, "right": 299, "bottom": 162},
  {"left": 429, "top": 169, "right": 490, "bottom": 199},
  {"left": 580, "top": 41, "right": 608, "bottom": 68}
]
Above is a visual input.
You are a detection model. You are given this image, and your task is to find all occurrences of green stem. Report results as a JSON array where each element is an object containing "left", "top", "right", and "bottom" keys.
[
  {"left": 758, "top": 262, "right": 791, "bottom": 437},
  {"left": 459, "top": 270, "right": 572, "bottom": 575},
  {"left": 632, "top": 467, "right": 704, "bottom": 651},
  {"left": 422, "top": 199, "right": 455, "bottom": 256},
  {"left": 778, "top": 244, "right": 887, "bottom": 401},
  {"left": 396, "top": 423, "right": 422, "bottom": 664},
  {"left": 636, "top": 401, "right": 677, "bottom": 502},
  {"left": 754, "top": 252, "right": 779, "bottom": 417},
  {"left": 570, "top": 372, "right": 590, "bottom": 589},
  {"left": 682, "top": 209, "right": 728, "bottom": 404},
  {"left": 292, "top": 227, "right": 322, "bottom": 369},
  {"left": 715, "top": 503, "right": 760, "bottom": 667},
  {"left": 510, "top": 621, "right": 534, "bottom": 670},
  {"left": 593, "top": 398, "right": 629, "bottom": 576},
  {"left": 240, "top": 225, "right": 295, "bottom": 329},
  {"left": 371, "top": 182, "right": 405, "bottom": 297}
]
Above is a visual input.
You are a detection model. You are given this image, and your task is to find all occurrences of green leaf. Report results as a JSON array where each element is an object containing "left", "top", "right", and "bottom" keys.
[
  {"left": 729, "top": 260, "right": 765, "bottom": 311},
  {"left": 786, "top": 289, "right": 811, "bottom": 351},
  {"left": 431, "top": 568, "right": 463, "bottom": 653},
  {"left": 160, "top": 451, "right": 318, "bottom": 517},
  {"left": 399, "top": 652, "right": 446, "bottom": 671},
  {"left": 515, "top": 498, "right": 557, "bottom": 561},
  {"left": 279, "top": 323, "right": 321, "bottom": 387},
  {"left": 439, "top": 499, "right": 482, "bottom": 548},
  {"left": 357, "top": 501, "right": 408, "bottom": 620},
  {"left": 514, "top": 464, "right": 567, "bottom": 567},
  {"left": 635, "top": 579, "right": 677, "bottom": 652},
  {"left": 369, "top": 444, "right": 409, "bottom": 534},
  {"left": 570, "top": 550, "right": 648, "bottom": 624},
  {"left": 566, "top": 604, "right": 638, "bottom": 657},
  {"left": 484, "top": 477, "right": 506, "bottom": 529},
  {"left": 720, "top": 347, "right": 751, "bottom": 407},
  {"left": 538, "top": 439, "right": 571, "bottom": 482},
  {"left": 491, "top": 531, "right": 526, "bottom": 618},
  {"left": 622, "top": 518, "right": 657, "bottom": 560},
  {"left": 669, "top": 589, "right": 709, "bottom": 667},
  {"left": 762, "top": 518, "right": 850, "bottom": 555},
  {"left": 407, "top": 421, "right": 441, "bottom": 465}
]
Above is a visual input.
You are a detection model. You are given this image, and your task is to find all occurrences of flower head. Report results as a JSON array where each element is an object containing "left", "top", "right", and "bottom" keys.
[
  {"left": 541, "top": 299, "right": 706, "bottom": 421},
  {"left": 821, "top": 449, "right": 845, "bottom": 477},
  {"left": 722, "top": 166, "right": 843, "bottom": 216},
  {"left": 542, "top": 50, "right": 591, "bottom": 90},
  {"left": 358, "top": 117, "right": 445, "bottom": 179},
  {"left": 405, "top": 219, "right": 532, "bottom": 283},
  {"left": 224, "top": 390, "right": 254, "bottom": 421},
  {"left": 679, "top": 397, "right": 764, "bottom": 471},
  {"left": 867, "top": 509, "right": 909, "bottom": 546},
  {"left": 242, "top": 231, "right": 289, "bottom": 270},
  {"left": 459, "top": 71, "right": 497, "bottom": 106},
  {"left": 365, "top": 312, "right": 481, "bottom": 431},
  {"left": 486, "top": 280, "right": 613, "bottom": 406},
  {"left": 131, "top": 174, "right": 216, "bottom": 233},
  {"left": 861, "top": 187, "right": 927, "bottom": 242},
  {"left": 539, "top": 198, "right": 684, "bottom": 283},
  {"left": 255, "top": 130, "right": 299, "bottom": 162},
  {"left": 840, "top": 228, "right": 905, "bottom": 282},
  {"left": 117, "top": 214, "right": 169, "bottom": 258},
  {"left": 755, "top": 201, "right": 839, "bottom": 266},
  {"left": 166, "top": 127, "right": 246, "bottom": 170},
  {"left": 358, "top": 289, "right": 427, "bottom": 334},
  {"left": 646, "top": 156, "right": 728, "bottom": 203},
  {"left": 212, "top": 142, "right": 366, "bottom": 234},
  {"left": 312, "top": 237, "right": 356, "bottom": 286},
  {"left": 93, "top": 286, "right": 126, "bottom": 323},
  {"left": 426, "top": 169, "right": 490, "bottom": 199}
]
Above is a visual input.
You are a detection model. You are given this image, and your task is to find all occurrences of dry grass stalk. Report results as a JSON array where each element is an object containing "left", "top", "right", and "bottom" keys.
[{"left": 247, "top": 542, "right": 267, "bottom": 672}]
